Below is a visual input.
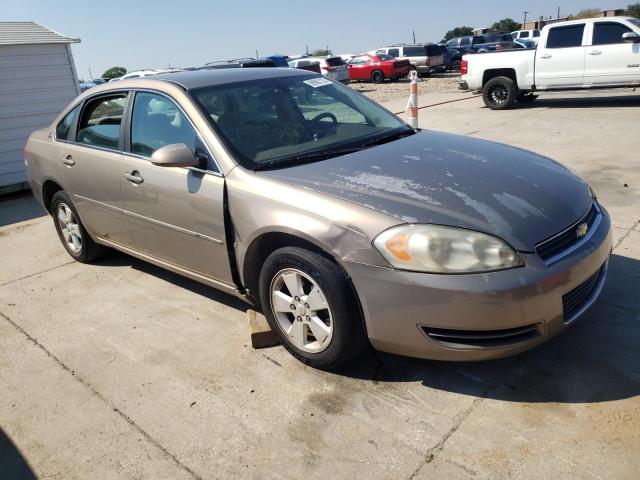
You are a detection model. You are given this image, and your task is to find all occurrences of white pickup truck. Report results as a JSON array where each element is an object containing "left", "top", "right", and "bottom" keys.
[{"left": 460, "top": 16, "right": 640, "bottom": 109}]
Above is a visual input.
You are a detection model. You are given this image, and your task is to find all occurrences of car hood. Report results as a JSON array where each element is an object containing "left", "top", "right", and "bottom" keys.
[{"left": 258, "top": 130, "right": 592, "bottom": 252}]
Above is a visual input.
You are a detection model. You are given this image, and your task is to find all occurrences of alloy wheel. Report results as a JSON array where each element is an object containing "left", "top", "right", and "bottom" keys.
[
  {"left": 270, "top": 268, "right": 333, "bottom": 353},
  {"left": 56, "top": 203, "right": 82, "bottom": 253}
]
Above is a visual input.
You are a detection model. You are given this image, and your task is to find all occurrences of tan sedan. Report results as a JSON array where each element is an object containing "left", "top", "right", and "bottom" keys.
[{"left": 25, "top": 68, "right": 611, "bottom": 369}]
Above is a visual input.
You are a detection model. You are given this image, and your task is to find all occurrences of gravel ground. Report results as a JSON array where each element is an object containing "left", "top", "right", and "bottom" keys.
[{"left": 350, "top": 72, "right": 462, "bottom": 103}]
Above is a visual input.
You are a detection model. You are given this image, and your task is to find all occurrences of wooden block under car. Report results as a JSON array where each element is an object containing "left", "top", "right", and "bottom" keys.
[{"left": 247, "top": 309, "right": 279, "bottom": 349}]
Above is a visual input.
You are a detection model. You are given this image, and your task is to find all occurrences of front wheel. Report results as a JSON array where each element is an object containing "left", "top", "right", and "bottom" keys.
[
  {"left": 370, "top": 70, "right": 384, "bottom": 84},
  {"left": 482, "top": 76, "right": 518, "bottom": 110},
  {"left": 259, "top": 247, "right": 367, "bottom": 370}
]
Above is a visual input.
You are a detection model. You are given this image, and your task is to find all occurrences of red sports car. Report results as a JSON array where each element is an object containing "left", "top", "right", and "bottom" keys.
[{"left": 346, "top": 54, "right": 411, "bottom": 83}]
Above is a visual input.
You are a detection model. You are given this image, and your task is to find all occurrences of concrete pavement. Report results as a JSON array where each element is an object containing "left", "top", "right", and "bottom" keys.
[{"left": 1, "top": 89, "right": 639, "bottom": 479}]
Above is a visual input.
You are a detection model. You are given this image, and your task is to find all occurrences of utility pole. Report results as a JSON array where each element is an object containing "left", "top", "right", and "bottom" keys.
[
  {"left": 412, "top": 29, "right": 416, "bottom": 44},
  {"left": 557, "top": 6, "right": 561, "bottom": 20},
  {"left": 305, "top": 44, "right": 309, "bottom": 55},
  {"left": 256, "top": 49, "right": 259, "bottom": 58},
  {"left": 523, "top": 11, "right": 529, "bottom": 27},
  {"left": 88, "top": 67, "right": 93, "bottom": 80}
]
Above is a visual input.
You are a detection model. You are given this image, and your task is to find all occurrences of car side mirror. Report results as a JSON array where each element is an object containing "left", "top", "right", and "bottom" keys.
[
  {"left": 622, "top": 32, "right": 640, "bottom": 43},
  {"left": 150, "top": 143, "right": 199, "bottom": 168}
]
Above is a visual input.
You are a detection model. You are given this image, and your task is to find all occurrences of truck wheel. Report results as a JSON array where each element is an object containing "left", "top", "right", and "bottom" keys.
[
  {"left": 483, "top": 76, "right": 518, "bottom": 110},
  {"left": 371, "top": 70, "right": 384, "bottom": 83},
  {"left": 517, "top": 93, "right": 539, "bottom": 104}
]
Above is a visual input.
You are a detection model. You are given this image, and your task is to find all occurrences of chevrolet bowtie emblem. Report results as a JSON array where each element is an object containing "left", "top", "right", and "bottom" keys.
[{"left": 576, "top": 223, "right": 589, "bottom": 239}]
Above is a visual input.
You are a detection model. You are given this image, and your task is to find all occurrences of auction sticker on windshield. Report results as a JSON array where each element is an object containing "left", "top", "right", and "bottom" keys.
[{"left": 303, "top": 78, "right": 333, "bottom": 88}]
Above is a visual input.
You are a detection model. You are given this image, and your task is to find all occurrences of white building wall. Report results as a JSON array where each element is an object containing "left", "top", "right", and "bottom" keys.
[{"left": 0, "top": 43, "right": 79, "bottom": 190}]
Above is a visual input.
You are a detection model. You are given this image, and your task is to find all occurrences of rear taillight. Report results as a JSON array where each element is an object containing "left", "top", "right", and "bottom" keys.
[{"left": 461, "top": 60, "right": 468, "bottom": 75}]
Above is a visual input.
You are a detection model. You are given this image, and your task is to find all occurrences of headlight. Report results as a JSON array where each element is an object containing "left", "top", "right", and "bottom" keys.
[{"left": 373, "top": 225, "right": 523, "bottom": 273}]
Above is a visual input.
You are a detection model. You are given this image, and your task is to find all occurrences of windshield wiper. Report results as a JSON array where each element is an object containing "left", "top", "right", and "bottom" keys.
[
  {"left": 358, "top": 129, "right": 416, "bottom": 149},
  {"left": 253, "top": 146, "right": 362, "bottom": 171}
]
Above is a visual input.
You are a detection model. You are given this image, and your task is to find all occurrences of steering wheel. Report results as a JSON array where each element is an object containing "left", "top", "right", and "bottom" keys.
[{"left": 310, "top": 112, "right": 338, "bottom": 125}]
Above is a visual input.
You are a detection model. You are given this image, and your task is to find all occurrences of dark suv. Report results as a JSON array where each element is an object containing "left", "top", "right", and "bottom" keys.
[{"left": 446, "top": 33, "right": 514, "bottom": 52}]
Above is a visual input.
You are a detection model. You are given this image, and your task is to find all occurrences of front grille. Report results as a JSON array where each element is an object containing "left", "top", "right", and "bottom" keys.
[
  {"left": 422, "top": 324, "right": 540, "bottom": 349},
  {"left": 562, "top": 265, "right": 605, "bottom": 323},
  {"left": 536, "top": 204, "right": 599, "bottom": 262}
]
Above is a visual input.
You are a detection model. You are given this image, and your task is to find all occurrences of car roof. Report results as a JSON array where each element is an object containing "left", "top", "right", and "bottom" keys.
[
  {"left": 137, "top": 67, "right": 314, "bottom": 90},
  {"left": 544, "top": 16, "right": 635, "bottom": 28}
]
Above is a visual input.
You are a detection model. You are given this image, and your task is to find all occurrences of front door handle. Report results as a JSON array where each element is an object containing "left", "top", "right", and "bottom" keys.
[
  {"left": 61, "top": 155, "right": 75, "bottom": 166},
  {"left": 589, "top": 50, "right": 602, "bottom": 56},
  {"left": 539, "top": 54, "right": 552, "bottom": 59},
  {"left": 123, "top": 171, "right": 144, "bottom": 185}
]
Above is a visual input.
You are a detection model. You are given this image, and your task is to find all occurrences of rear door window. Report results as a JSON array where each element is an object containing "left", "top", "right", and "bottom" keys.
[
  {"left": 592, "top": 22, "right": 633, "bottom": 45},
  {"left": 77, "top": 95, "right": 127, "bottom": 150},
  {"left": 533, "top": 30, "right": 541, "bottom": 37},
  {"left": 403, "top": 46, "right": 426, "bottom": 57},
  {"left": 546, "top": 24, "right": 585, "bottom": 48},
  {"left": 387, "top": 48, "right": 400, "bottom": 57},
  {"left": 56, "top": 105, "right": 80, "bottom": 141},
  {"left": 520, "top": 31, "right": 530, "bottom": 38}
]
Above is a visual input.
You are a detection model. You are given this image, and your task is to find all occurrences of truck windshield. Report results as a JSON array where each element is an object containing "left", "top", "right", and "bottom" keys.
[{"left": 191, "top": 75, "right": 412, "bottom": 169}]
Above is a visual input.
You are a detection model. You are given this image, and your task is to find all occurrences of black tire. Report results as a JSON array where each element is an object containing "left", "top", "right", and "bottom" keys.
[
  {"left": 482, "top": 76, "right": 518, "bottom": 110},
  {"left": 370, "top": 70, "right": 384, "bottom": 84},
  {"left": 516, "top": 93, "right": 539, "bottom": 104},
  {"left": 51, "top": 191, "right": 106, "bottom": 263},
  {"left": 259, "top": 247, "right": 367, "bottom": 370}
]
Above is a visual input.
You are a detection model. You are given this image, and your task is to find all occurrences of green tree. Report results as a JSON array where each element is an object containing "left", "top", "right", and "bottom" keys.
[
  {"left": 573, "top": 8, "right": 602, "bottom": 19},
  {"left": 627, "top": 3, "right": 640, "bottom": 18},
  {"left": 441, "top": 26, "right": 474, "bottom": 43},
  {"left": 101, "top": 66, "right": 127, "bottom": 79},
  {"left": 311, "top": 48, "right": 332, "bottom": 56},
  {"left": 491, "top": 18, "right": 521, "bottom": 33}
]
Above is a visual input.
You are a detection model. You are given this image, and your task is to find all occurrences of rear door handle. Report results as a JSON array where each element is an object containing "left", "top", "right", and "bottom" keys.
[
  {"left": 123, "top": 171, "right": 144, "bottom": 185},
  {"left": 589, "top": 50, "right": 602, "bottom": 55},
  {"left": 61, "top": 155, "right": 75, "bottom": 166},
  {"left": 539, "top": 54, "right": 552, "bottom": 59}
]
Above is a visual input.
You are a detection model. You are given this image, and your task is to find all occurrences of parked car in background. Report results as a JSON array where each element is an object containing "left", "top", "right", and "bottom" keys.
[
  {"left": 511, "top": 29, "right": 541, "bottom": 46},
  {"left": 460, "top": 16, "right": 640, "bottom": 109},
  {"left": 446, "top": 34, "right": 513, "bottom": 52},
  {"left": 441, "top": 46, "right": 468, "bottom": 71},
  {"left": 91, "top": 78, "right": 107, "bottom": 85},
  {"left": 204, "top": 58, "right": 276, "bottom": 69},
  {"left": 372, "top": 44, "right": 445, "bottom": 76},
  {"left": 78, "top": 81, "right": 97, "bottom": 92},
  {"left": 25, "top": 68, "right": 611, "bottom": 369},
  {"left": 287, "top": 58, "right": 322, "bottom": 74},
  {"left": 263, "top": 55, "right": 289, "bottom": 67},
  {"left": 291, "top": 56, "right": 349, "bottom": 84},
  {"left": 347, "top": 54, "right": 411, "bottom": 83}
]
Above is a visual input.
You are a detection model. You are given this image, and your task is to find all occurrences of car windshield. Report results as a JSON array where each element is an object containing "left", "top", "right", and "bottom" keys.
[{"left": 191, "top": 75, "right": 413, "bottom": 169}]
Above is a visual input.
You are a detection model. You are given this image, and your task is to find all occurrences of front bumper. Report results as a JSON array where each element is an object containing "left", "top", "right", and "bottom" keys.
[{"left": 343, "top": 208, "right": 612, "bottom": 361}]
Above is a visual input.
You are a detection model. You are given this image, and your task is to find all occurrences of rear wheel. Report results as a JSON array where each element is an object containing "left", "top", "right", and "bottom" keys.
[
  {"left": 370, "top": 70, "right": 384, "bottom": 84},
  {"left": 482, "top": 76, "right": 518, "bottom": 110},
  {"left": 259, "top": 247, "right": 367, "bottom": 370},
  {"left": 51, "top": 191, "right": 105, "bottom": 263}
]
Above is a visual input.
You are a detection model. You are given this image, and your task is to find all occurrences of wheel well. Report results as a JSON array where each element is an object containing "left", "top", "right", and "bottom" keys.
[
  {"left": 241, "top": 233, "right": 366, "bottom": 332},
  {"left": 483, "top": 69, "right": 517, "bottom": 88},
  {"left": 42, "top": 180, "right": 63, "bottom": 213},
  {"left": 243, "top": 233, "right": 330, "bottom": 302}
]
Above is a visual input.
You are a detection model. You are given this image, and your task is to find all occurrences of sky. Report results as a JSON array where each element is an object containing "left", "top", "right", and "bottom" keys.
[{"left": 3, "top": 0, "right": 613, "bottom": 80}]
